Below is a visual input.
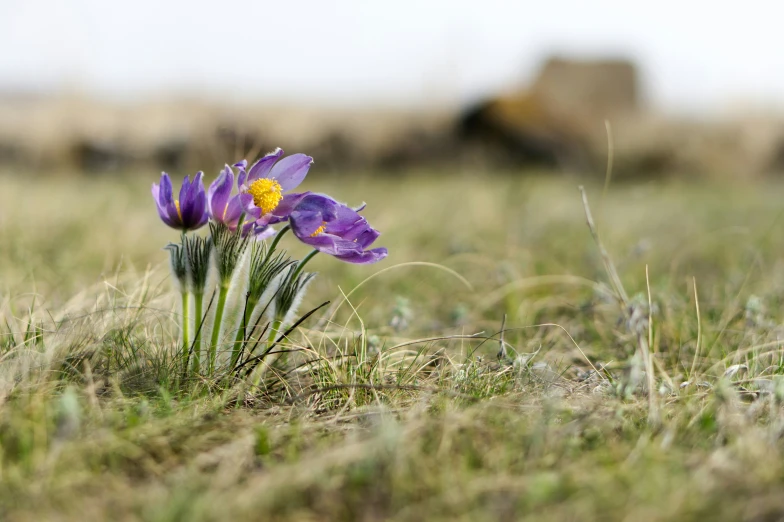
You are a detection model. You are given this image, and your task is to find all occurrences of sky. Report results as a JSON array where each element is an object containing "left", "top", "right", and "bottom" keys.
[{"left": 2, "top": 0, "right": 783, "bottom": 114}]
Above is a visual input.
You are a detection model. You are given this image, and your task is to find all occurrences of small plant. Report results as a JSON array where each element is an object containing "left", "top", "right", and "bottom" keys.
[{"left": 151, "top": 149, "right": 388, "bottom": 389}]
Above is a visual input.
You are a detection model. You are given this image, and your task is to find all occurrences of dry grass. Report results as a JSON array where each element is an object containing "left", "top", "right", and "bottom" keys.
[{"left": 3, "top": 168, "right": 784, "bottom": 520}]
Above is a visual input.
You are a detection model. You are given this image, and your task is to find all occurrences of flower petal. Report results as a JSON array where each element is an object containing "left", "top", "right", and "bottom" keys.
[
  {"left": 158, "top": 172, "right": 173, "bottom": 206},
  {"left": 181, "top": 172, "right": 208, "bottom": 230},
  {"left": 224, "top": 193, "right": 260, "bottom": 226},
  {"left": 233, "top": 159, "right": 248, "bottom": 188},
  {"left": 292, "top": 193, "right": 339, "bottom": 218},
  {"left": 153, "top": 173, "right": 182, "bottom": 228},
  {"left": 335, "top": 247, "right": 388, "bottom": 264},
  {"left": 353, "top": 227, "right": 381, "bottom": 248},
  {"left": 178, "top": 173, "right": 198, "bottom": 226},
  {"left": 152, "top": 182, "right": 179, "bottom": 228},
  {"left": 295, "top": 233, "right": 366, "bottom": 256},
  {"left": 269, "top": 191, "right": 312, "bottom": 222},
  {"left": 247, "top": 148, "right": 284, "bottom": 183},
  {"left": 192, "top": 200, "right": 209, "bottom": 229},
  {"left": 268, "top": 153, "right": 313, "bottom": 191},
  {"left": 207, "top": 166, "right": 234, "bottom": 220},
  {"left": 326, "top": 204, "right": 366, "bottom": 236},
  {"left": 160, "top": 173, "right": 180, "bottom": 220},
  {"left": 290, "top": 209, "right": 327, "bottom": 237},
  {"left": 189, "top": 171, "right": 205, "bottom": 202},
  {"left": 254, "top": 225, "right": 276, "bottom": 240},
  {"left": 177, "top": 173, "right": 192, "bottom": 220}
]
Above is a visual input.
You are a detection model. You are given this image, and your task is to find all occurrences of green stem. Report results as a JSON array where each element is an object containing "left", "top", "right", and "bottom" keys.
[
  {"left": 290, "top": 249, "right": 319, "bottom": 281},
  {"left": 192, "top": 292, "right": 204, "bottom": 375},
  {"left": 231, "top": 297, "right": 258, "bottom": 369},
  {"left": 267, "top": 318, "right": 282, "bottom": 350},
  {"left": 209, "top": 284, "right": 230, "bottom": 375},
  {"left": 181, "top": 291, "right": 190, "bottom": 371},
  {"left": 266, "top": 225, "right": 290, "bottom": 258}
]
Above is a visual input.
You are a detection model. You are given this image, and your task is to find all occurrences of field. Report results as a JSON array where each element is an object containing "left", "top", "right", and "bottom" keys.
[{"left": 4, "top": 167, "right": 784, "bottom": 521}]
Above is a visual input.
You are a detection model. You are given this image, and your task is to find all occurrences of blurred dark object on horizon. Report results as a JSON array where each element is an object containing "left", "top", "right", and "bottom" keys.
[
  {"left": 3, "top": 55, "right": 784, "bottom": 180},
  {"left": 457, "top": 57, "right": 638, "bottom": 171}
]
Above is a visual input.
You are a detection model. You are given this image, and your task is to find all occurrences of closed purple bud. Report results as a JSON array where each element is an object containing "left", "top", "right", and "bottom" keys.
[{"left": 152, "top": 172, "right": 208, "bottom": 231}]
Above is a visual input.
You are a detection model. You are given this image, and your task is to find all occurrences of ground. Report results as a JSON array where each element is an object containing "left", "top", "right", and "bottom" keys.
[{"left": 3, "top": 168, "right": 784, "bottom": 521}]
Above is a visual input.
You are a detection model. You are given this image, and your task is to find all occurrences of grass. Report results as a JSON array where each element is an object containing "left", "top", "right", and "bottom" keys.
[{"left": 3, "top": 167, "right": 784, "bottom": 520}]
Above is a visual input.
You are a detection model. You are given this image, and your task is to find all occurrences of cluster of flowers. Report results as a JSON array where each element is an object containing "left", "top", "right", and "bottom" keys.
[
  {"left": 151, "top": 148, "right": 387, "bottom": 380},
  {"left": 152, "top": 148, "right": 386, "bottom": 263}
]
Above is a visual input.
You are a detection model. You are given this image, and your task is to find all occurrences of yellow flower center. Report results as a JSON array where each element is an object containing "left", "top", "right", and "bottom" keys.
[
  {"left": 175, "top": 200, "right": 182, "bottom": 220},
  {"left": 310, "top": 222, "right": 327, "bottom": 237},
  {"left": 247, "top": 178, "right": 283, "bottom": 214}
]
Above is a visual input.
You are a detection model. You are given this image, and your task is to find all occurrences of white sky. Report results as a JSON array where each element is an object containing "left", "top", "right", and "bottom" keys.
[{"left": 1, "top": 0, "right": 783, "bottom": 113}]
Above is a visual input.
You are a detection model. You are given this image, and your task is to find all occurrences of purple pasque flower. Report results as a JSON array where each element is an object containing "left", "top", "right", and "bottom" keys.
[
  {"left": 289, "top": 194, "right": 388, "bottom": 264},
  {"left": 152, "top": 171, "right": 209, "bottom": 231},
  {"left": 234, "top": 148, "right": 314, "bottom": 226}
]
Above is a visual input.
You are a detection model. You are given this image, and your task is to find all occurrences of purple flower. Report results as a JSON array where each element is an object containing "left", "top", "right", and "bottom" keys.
[
  {"left": 152, "top": 172, "right": 208, "bottom": 231},
  {"left": 234, "top": 148, "right": 313, "bottom": 226},
  {"left": 289, "top": 194, "right": 388, "bottom": 264}
]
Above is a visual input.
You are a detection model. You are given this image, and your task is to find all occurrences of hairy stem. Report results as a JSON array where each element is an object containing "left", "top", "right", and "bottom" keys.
[
  {"left": 181, "top": 291, "right": 190, "bottom": 371},
  {"left": 192, "top": 292, "right": 204, "bottom": 375},
  {"left": 267, "top": 318, "right": 282, "bottom": 351},
  {"left": 209, "top": 285, "right": 230, "bottom": 375}
]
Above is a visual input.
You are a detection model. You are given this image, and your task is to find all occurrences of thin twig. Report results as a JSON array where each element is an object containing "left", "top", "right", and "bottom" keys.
[
  {"left": 642, "top": 265, "right": 658, "bottom": 425},
  {"left": 497, "top": 314, "right": 508, "bottom": 361},
  {"left": 579, "top": 186, "right": 628, "bottom": 306},
  {"left": 690, "top": 277, "right": 702, "bottom": 379}
]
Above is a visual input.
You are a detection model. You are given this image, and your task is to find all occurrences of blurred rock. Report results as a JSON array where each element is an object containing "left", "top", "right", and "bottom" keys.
[
  {"left": 457, "top": 93, "right": 589, "bottom": 170},
  {"left": 456, "top": 57, "right": 639, "bottom": 172}
]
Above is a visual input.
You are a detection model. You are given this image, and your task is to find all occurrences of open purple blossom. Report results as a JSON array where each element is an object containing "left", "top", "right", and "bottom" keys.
[
  {"left": 234, "top": 148, "right": 314, "bottom": 227},
  {"left": 152, "top": 172, "right": 209, "bottom": 231},
  {"left": 289, "top": 194, "right": 388, "bottom": 264}
]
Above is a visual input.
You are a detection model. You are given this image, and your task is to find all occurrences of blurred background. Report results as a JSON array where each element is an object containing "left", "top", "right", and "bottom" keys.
[{"left": 4, "top": 0, "right": 784, "bottom": 180}]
